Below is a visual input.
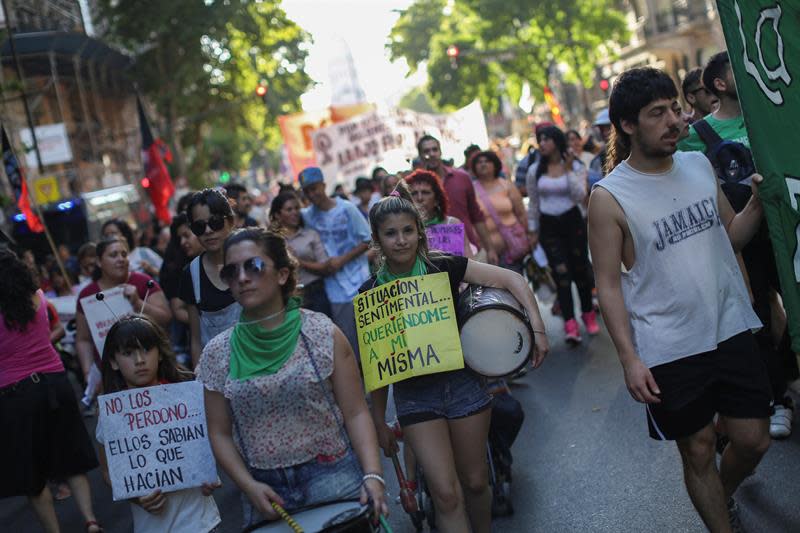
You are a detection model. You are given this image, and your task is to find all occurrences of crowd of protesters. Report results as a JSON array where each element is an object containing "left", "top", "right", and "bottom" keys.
[{"left": 1, "top": 47, "right": 798, "bottom": 533}]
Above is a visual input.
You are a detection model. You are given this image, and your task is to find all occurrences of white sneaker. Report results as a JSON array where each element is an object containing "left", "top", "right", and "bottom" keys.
[{"left": 769, "top": 400, "right": 793, "bottom": 439}]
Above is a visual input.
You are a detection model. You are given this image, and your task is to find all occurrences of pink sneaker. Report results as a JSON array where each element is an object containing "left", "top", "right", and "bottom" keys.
[
  {"left": 582, "top": 310, "right": 600, "bottom": 335},
  {"left": 564, "top": 318, "right": 582, "bottom": 345}
]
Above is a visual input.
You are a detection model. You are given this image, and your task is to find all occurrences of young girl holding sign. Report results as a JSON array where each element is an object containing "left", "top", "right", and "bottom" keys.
[
  {"left": 96, "top": 316, "right": 221, "bottom": 533},
  {"left": 363, "top": 181, "right": 549, "bottom": 533}
]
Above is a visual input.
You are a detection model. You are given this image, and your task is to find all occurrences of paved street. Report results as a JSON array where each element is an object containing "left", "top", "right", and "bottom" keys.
[{"left": 3, "top": 307, "right": 800, "bottom": 532}]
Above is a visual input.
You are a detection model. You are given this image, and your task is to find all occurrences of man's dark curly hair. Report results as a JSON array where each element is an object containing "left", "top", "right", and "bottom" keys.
[
  {"left": 0, "top": 249, "right": 39, "bottom": 331},
  {"left": 606, "top": 67, "right": 678, "bottom": 172}
]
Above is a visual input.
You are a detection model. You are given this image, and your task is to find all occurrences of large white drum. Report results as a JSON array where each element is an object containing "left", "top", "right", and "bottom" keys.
[
  {"left": 456, "top": 285, "right": 533, "bottom": 377},
  {"left": 245, "top": 499, "right": 374, "bottom": 532}
]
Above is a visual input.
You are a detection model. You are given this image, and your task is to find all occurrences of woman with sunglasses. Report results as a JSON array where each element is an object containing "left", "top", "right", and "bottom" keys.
[
  {"left": 199, "top": 227, "right": 388, "bottom": 527},
  {"left": 179, "top": 189, "right": 241, "bottom": 368},
  {"left": 75, "top": 237, "right": 171, "bottom": 410}
]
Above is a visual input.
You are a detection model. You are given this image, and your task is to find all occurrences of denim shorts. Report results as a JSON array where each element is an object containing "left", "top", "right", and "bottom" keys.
[
  {"left": 242, "top": 448, "right": 363, "bottom": 528},
  {"left": 394, "top": 369, "right": 492, "bottom": 427}
]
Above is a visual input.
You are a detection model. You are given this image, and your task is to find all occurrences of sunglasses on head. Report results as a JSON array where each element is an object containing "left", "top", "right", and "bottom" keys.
[
  {"left": 190, "top": 215, "right": 227, "bottom": 236},
  {"left": 220, "top": 257, "right": 270, "bottom": 285}
]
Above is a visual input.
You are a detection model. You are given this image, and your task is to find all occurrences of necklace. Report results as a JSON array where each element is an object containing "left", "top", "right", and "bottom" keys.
[{"left": 237, "top": 306, "right": 286, "bottom": 326}]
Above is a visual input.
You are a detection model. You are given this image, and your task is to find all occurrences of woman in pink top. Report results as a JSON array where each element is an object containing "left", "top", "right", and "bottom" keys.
[
  {"left": 472, "top": 150, "right": 530, "bottom": 273},
  {"left": 0, "top": 249, "right": 103, "bottom": 532}
]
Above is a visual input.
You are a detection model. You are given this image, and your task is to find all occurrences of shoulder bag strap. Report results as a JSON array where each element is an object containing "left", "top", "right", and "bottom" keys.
[
  {"left": 190, "top": 256, "right": 202, "bottom": 305},
  {"left": 472, "top": 179, "right": 504, "bottom": 228},
  {"left": 693, "top": 119, "right": 724, "bottom": 154}
]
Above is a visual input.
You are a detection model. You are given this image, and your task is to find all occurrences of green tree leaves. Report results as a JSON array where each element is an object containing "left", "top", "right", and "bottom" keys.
[
  {"left": 388, "top": 0, "right": 628, "bottom": 115},
  {"left": 96, "top": 0, "right": 312, "bottom": 186}
]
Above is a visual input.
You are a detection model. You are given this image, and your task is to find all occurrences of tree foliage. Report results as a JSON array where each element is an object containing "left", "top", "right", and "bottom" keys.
[
  {"left": 388, "top": 0, "right": 629, "bottom": 115},
  {"left": 95, "top": 0, "right": 312, "bottom": 186}
]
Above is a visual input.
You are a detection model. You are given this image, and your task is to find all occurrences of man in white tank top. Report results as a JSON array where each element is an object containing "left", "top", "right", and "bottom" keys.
[{"left": 588, "top": 68, "right": 770, "bottom": 532}]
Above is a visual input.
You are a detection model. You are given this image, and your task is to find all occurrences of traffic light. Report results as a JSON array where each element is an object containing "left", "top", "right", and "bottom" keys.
[
  {"left": 141, "top": 177, "right": 151, "bottom": 188},
  {"left": 255, "top": 82, "right": 268, "bottom": 102},
  {"left": 219, "top": 171, "right": 231, "bottom": 184},
  {"left": 446, "top": 45, "right": 459, "bottom": 69},
  {"left": 599, "top": 78, "right": 610, "bottom": 93}
]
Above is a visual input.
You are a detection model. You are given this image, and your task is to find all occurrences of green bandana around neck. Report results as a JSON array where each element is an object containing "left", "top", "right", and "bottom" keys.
[
  {"left": 376, "top": 255, "right": 428, "bottom": 286},
  {"left": 229, "top": 296, "right": 302, "bottom": 380},
  {"left": 424, "top": 215, "right": 443, "bottom": 227}
]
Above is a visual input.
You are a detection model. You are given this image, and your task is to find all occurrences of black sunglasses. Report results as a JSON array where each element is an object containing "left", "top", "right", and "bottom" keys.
[
  {"left": 220, "top": 257, "right": 269, "bottom": 285},
  {"left": 190, "top": 215, "right": 227, "bottom": 236}
]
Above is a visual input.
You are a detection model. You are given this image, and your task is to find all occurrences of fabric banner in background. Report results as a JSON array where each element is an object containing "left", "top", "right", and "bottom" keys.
[
  {"left": 716, "top": 0, "right": 800, "bottom": 350},
  {"left": 311, "top": 101, "right": 489, "bottom": 189},
  {"left": 278, "top": 103, "right": 375, "bottom": 179}
]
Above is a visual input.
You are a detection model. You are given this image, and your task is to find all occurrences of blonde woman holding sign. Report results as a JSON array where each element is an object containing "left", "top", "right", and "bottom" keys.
[
  {"left": 363, "top": 181, "right": 549, "bottom": 533},
  {"left": 198, "top": 227, "right": 388, "bottom": 528}
]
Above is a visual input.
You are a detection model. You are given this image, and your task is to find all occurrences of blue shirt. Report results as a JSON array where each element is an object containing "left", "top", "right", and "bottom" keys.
[{"left": 302, "top": 198, "right": 371, "bottom": 303}]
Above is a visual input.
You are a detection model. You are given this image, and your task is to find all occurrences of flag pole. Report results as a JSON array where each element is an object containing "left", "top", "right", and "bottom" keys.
[
  {"left": 2, "top": 128, "right": 71, "bottom": 285},
  {"left": 0, "top": 1, "right": 71, "bottom": 283}
]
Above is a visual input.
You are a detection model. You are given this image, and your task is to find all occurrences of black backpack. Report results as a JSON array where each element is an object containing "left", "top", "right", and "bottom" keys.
[{"left": 693, "top": 119, "right": 756, "bottom": 212}]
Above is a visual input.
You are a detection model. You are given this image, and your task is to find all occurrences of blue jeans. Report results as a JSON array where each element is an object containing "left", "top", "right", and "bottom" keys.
[{"left": 242, "top": 448, "right": 363, "bottom": 527}]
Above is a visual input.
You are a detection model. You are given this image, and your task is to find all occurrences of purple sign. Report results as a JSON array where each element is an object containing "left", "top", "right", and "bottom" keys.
[{"left": 427, "top": 223, "right": 465, "bottom": 256}]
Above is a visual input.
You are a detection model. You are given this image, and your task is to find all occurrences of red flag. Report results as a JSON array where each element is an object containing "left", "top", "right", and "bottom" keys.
[
  {"left": 138, "top": 97, "right": 175, "bottom": 223},
  {"left": 2, "top": 126, "right": 43, "bottom": 232}
]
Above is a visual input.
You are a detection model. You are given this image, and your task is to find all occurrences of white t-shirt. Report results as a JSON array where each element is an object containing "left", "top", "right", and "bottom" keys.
[{"left": 96, "top": 415, "right": 221, "bottom": 533}]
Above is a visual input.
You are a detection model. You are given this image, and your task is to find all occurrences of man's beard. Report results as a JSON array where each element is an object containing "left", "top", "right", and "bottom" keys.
[{"left": 634, "top": 129, "right": 678, "bottom": 159}]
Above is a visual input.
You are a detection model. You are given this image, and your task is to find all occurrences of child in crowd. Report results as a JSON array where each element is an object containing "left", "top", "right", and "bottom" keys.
[{"left": 96, "top": 315, "right": 221, "bottom": 533}]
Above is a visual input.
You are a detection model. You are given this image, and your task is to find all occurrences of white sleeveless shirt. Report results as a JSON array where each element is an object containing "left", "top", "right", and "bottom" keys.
[{"left": 596, "top": 151, "right": 761, "bottom": 368}]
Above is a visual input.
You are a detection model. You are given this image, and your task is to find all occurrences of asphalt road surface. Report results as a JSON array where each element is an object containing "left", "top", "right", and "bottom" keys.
[{"left": 3, "top": 307, "right": 800, "bottom": 532}]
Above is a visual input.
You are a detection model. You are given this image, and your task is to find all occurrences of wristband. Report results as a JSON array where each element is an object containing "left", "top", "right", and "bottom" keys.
[{"left": 362, "top": 473, "right": 385, "bottom": 487}]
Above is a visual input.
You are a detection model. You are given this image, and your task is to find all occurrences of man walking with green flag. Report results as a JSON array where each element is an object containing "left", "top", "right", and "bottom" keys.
[{"left": 679, "top": 49, "right": 799, "bottom": 440}]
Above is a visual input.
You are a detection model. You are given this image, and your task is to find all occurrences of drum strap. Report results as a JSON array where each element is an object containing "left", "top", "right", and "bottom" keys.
[
  {"left": 299, "top": 332, "right": 352, "bottom": 451},
  {"left": 230, "top": 332, "right": 352, "bottom": 471}
]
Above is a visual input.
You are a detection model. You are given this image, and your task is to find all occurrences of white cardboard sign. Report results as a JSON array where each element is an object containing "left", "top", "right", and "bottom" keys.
[
  {"left": 80, "top": 287, "right": 133, "bottom": 356},
  {"left": 98, "top": 381, "right": 217, "bottom": 501}
]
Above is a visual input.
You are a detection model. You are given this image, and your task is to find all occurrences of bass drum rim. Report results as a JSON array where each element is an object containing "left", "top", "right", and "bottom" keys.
[
  {"left": 458, "top": 302, "right": 534, "bottom": 377},
  {"left": 242, "top": 498, "right": 373, "bottom": 533}
]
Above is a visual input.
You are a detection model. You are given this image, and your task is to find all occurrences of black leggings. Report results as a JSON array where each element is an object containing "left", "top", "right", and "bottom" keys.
[{"left": 539, "top": 207, "right": 594, "bottom": 321}]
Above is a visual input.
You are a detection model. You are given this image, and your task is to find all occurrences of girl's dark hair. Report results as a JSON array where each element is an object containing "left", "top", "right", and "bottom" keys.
[
  {"left": 535, "top": 126, "right": 569, "bottom": 181},
  {"left": 405, "top": 169, "right": 450, "bottom": 219},
  {"left": 469, "top": 150, "right": 503, "bottom": 179},
  {"left": 101, "top": 315, "right": 190, "bottom": 393},
  {"left": 223, "top": 227, "right": 298, "bottom": 303},
  {"left": 0, "top": 249, "right": 39, "bottom": 331},
  {"left": 268, "top": 191, "right": 304, "bottom": 228},
  {"left": 92, "top": 237, "right": 129, "bottom": 281},
  {"left": 101, "top": 219, "right": 136, "bottom": 250},
  {"left": 368, "top": 179, "right": 434, "bottom": 266},
  {"left": 607, "top": 67, "right": 678, "bottom": 172},
  {"left": 187, "top": 188, "right": 234, "bottom": 223}
]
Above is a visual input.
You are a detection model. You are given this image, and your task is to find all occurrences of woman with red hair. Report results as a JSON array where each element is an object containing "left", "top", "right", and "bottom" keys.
[{"left": 405, "top": 169, "right": 471, "bottom": 257}]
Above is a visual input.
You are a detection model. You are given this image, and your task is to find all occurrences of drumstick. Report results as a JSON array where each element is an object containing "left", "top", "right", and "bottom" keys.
[{"left": 270, "top": 502, "right": 304, "bottom": 533}]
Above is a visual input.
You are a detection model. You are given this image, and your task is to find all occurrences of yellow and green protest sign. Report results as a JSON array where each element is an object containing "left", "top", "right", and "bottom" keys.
[{"left": 355, "top": 272, "right": 464, "bottom": 392}]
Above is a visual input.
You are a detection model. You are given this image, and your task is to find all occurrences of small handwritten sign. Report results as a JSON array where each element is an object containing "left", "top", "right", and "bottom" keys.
[
  {"left": 426, "top": 223, "right": 465, "bottom": 256},
  {"left": 80, "top": 287, "right": 133, "bottom": 356},
  {"left": 98, "top": 381, "right": 217, "bottom": 501}
]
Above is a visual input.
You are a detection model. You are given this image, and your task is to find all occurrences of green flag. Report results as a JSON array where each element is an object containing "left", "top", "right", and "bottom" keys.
[{"left": 716, "top": 0, "right": 800, "bottom": 351}]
